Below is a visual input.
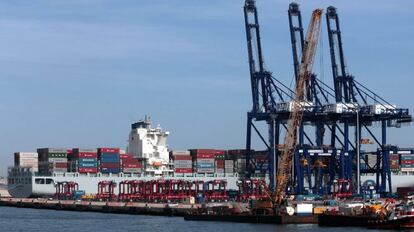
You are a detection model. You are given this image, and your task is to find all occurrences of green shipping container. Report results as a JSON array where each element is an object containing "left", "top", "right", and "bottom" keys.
[{"left": 48, "top": 153, "right": 67, "bottom": 158}]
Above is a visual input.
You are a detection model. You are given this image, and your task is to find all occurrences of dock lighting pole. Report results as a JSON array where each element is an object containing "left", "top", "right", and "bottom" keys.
[{"left": 356, "top": 108, "right": 361, "bottom": 194}]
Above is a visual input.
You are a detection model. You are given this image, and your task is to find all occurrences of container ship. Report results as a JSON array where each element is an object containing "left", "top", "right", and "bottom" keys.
[
  {"left": 7, "top": 117, "right": 414, "bottom": 198},
  {"left": 7, "top": 117, "right": 242, "bottom": 198}
]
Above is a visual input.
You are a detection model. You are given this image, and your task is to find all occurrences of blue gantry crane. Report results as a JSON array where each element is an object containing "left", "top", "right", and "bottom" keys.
[
  {"left": 243, "top": 0, "right": 412, "bottom": 195},
  {"left": 325, "top": 6, "right": 412, "bottom": 193}
]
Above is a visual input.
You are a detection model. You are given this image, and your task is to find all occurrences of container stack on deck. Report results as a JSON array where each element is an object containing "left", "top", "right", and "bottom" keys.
[
  {"left": 400, "top": 153, "right": 414, "bottom": 172},
  {"left": 171, "top": 151, "right": 192, "bottom": 173},
  {"left": 215, "top": 150, "right": 226, "bottom": 174},
  {"left": 37, "top": 148, "right": 68, "bottom": 175},
  {"left": 70, "top": 148, "right": 98, "bottom": 173},
  {"left": 14, "top": 152, "right": 39, "bottom": 172},
  {"left": 224, "top": 159, "right": 234, "bottom": 174},
  {"left": 390, "top": 153, "right": 400, "bottom": 172},
  {"left": 98, "top": 148, "right": 120, "bottom": 174},
  {"left": 120, "top": 154, "right": 143, "bottom": 173},
  {"left": 227, "top": 149, "right": 247, "bottom": 176},
  {"left": 252, "top": 150, "right": 269, "bottom": 177},
  {"left": 191, "top": 149, "right": 216, "bottom": 174}
]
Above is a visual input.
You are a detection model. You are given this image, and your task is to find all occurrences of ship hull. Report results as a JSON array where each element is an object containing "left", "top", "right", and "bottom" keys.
[{"left": 8, "top": 172, "right": 241, "bottom": 198}]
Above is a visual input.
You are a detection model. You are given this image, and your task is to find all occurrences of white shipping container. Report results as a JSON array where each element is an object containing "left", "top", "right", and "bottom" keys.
[
  {"left": 15, "top": 152, "right": 38, "bottom": 158},
  {"left": 171, "top": 150, "right": 190, "bottom": 155},
  {"left": 401, "top": 168, "right": 414, "bottom": 172},
  {"left": 196, "top": 168, "right": 215, "bottom": 173},
  {"left": 19, "top": 164, "right": 38, "bottom": 168},
  {"left": 174, "top": 160, "right": 192, "bottom": 165},
  {"left": 174, "top": 165, "right": 193, "bottom": 169},
  {"left": 38, "top": 148, "right": 67, "bottom": 153},
  {"left": 174, "top": 163, "right": 193, "bottom": 167},
  {"left": 19, "top": 161, "right": 38, "bottom": 164},
  {"left": 195, "top": 158, "right": 215, "bottom": 162},
  {"left": 18, "top": 157, "right": 38, "bottom": 161},
  {"left": 122, "top": 168, "right": 142, "bottom": 173},
  {"left": 47, "top": 158, "right": 68, "bottom": 162}
]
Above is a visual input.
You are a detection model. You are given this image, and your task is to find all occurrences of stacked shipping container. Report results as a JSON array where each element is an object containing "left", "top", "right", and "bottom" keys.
[
  {"left": 400, "top": 153, "right": 414, "bottom": 172},
  {"left": 37, "top": 148, "right": 68, "bottom": 175},
  {"left": 224, "top": 159, "right": 234, "bottom": 174},
  {"left": 98, "top": 148, "right": 120, "bottom": 173},
  {"left": 171, "top": 151, "right": 192, "bottom": 173},
  {"left": 14, "top": 152, "right": 38, "bottom": 172},
  {"left": 70, "top": 148, "right": 98, "bottom": 173},
  {"left": 120, "top": 154, "right": 143, "bottom": 173},
  {"left": 215, "top": 150, "right": 226, "bottom": 174},
  {"left": 227, "top": 149, "right": 248, "bottom": 175},
  {"left": 190, "top": 149, "right": 216, "bottom": 173},
  {"left": 389, "top": 153, "right": 400, "bottom": 171},
  {"left": 252, "top": 150, "right": 269, "bottom": 175}
]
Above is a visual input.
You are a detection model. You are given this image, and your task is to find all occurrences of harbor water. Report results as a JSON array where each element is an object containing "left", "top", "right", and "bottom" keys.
[{"left": 0, "top": 206, "right": 388, "bottom": 232}]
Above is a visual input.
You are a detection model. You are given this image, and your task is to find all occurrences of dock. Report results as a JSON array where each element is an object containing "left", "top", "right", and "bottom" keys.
[
  {"left": 0, "top": 197, "right": 318, "bottom": 224},
  {"left": 0, "top": 198, "right": 197, "bottom": 217}
]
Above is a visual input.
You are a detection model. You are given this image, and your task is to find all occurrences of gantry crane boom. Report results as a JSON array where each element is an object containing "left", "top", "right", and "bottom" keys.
[{"left": 275, "top": 9, "right": 323, "bottom": 203}]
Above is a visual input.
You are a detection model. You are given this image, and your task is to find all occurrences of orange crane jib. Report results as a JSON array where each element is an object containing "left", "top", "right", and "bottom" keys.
[{"left": 275, "top": 9, "right": 323, "bottom": 204}]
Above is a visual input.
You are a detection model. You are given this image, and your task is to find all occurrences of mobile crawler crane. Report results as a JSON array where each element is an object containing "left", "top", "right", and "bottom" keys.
[{"left": 252, "top": 8, "right": 323, "bottom": 214}]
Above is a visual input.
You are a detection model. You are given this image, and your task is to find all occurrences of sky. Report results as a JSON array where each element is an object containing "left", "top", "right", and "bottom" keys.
[{"left": 0, "top": 0, "right": 413, "bottom": 176}]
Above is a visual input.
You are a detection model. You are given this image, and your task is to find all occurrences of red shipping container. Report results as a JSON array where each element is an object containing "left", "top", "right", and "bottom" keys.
[
  {"left": 174, "top": 168, "right": 193, "bottom": 173},
  {"left": 54, "top": 162, "right": 67, "bottom": 168},
  {"left": 121, "top": 157, "right": 137, "bottom": 162},
  {"left": 216, "top": 160, "right": 225, "bottom": 167},
  {"left": 78, "top": 167, "right": 98, "bottom": 173},
  {"left": 122, "top": 163, "right": 142, "bottom": 168},
  {"left": 120, "top": 154, "right": 133, "bottom": 159},
  {"left": 174, "top": 155, "right": 192, "bottom": 161},
  {"left": 99, "top": 148, "right": 120, "bottom": 153},
  {"left": 214, "top": 150, "right": 226, "bottom": 155},
  {"left": 401, "top": 160, "right": 414, "bottom": 165},
  {"left": 100, "top": 163, "right": 119, "bottom": 168},
  {"left": 76, "top": 152, "right": 98, "bottom": 158},
  {"left": 191, "top": 149, "right": 216, "bottom": 154},
  {"left": 195, "top": 154, "right": 215, "bottom": 159}
]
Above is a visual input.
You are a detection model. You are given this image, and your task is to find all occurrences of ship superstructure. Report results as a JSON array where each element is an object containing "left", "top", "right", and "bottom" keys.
[{"left": 127, "top": 116, "right": 170, "bottom": 175}]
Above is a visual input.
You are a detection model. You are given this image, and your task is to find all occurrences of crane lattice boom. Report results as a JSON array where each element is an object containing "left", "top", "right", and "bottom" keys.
[{"left": 275, "top": 9, "right": 323, "bottom": 203}]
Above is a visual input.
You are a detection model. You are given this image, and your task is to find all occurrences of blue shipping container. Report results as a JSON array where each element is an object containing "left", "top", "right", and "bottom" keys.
[
  {"left": 401, "top": 164, "right": 414, "bottom": 168},
  {"left": 79, "top": 162, "right": 97, "bottom": 168},
  {"left": 100, "top": 156, "right": 120, "bottom": 163},
  {"left": 197, "top": 163, "right": 214, "bottom": 168},
  {"left": 79, "top": 158, "right": 97, "bottom": 163},
  {"left": 401, "top": 155, "right": 414, "bottom": 160},
  {"left": 100, "top": 168, "right": 120, "bottom": 173},
  {"left": 100, "top": 152, "right": 119, "bottom": 157}
]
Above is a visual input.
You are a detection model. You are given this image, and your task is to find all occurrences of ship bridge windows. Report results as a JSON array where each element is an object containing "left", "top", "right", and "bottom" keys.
[
  {"left": 35, "top": 178, "right": 45, "bottom": 184},
  {"left": 34, "top": 178, "right": 53, "bottom": 184}
]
